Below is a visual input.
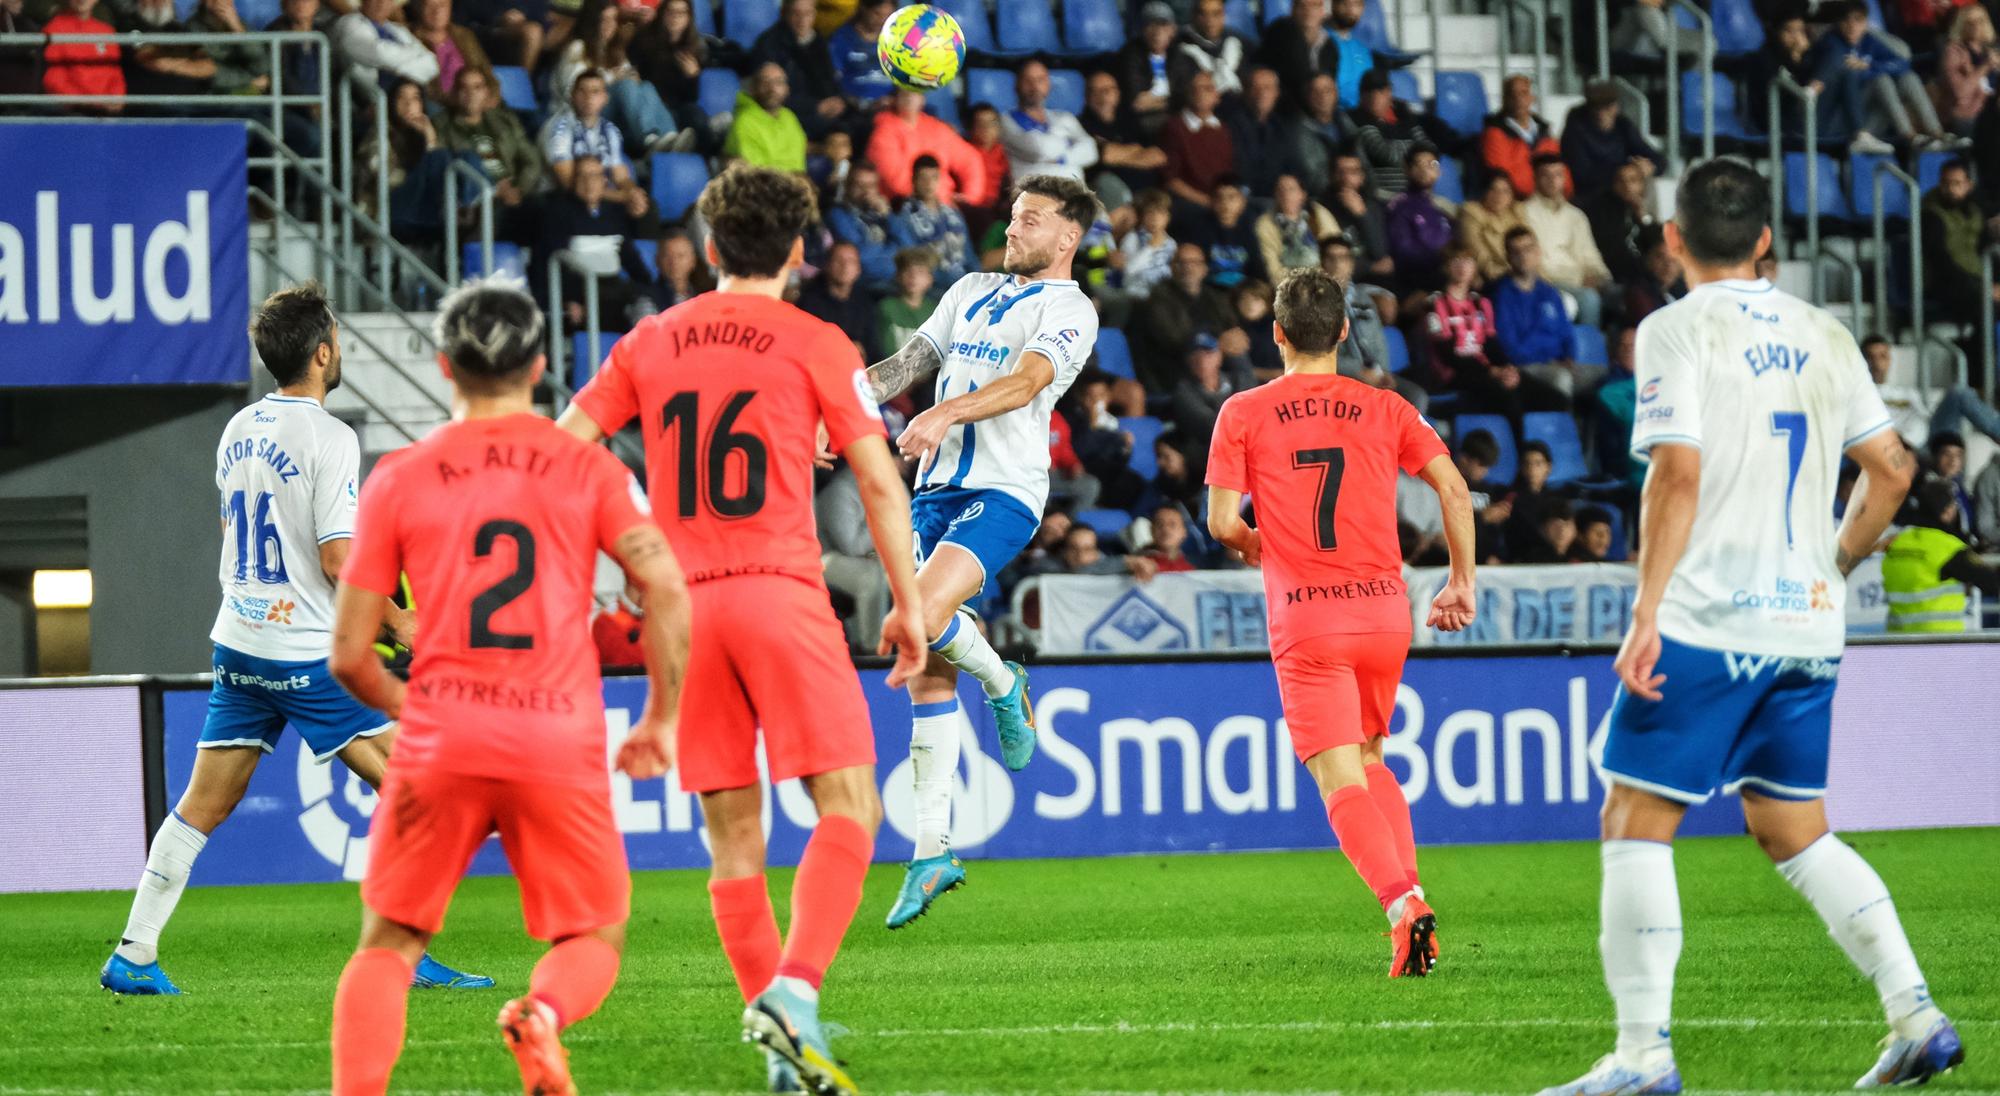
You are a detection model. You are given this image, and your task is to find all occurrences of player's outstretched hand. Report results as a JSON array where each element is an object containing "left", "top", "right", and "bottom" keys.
[
  {"left": 1426, "top": 581, "right": 1476, "bottom": 632},
  {"left": 617, "top": 717, "right": 675, "bottom": 780},
  {"left": 813, "top": 420, "right": 836, "bottom": 470},
  {"left": 1614, "top": 614, "right": 1667, "bottom": 701},
  {"left": 879, "top": 602, "right": 928, "bottom": 689}
]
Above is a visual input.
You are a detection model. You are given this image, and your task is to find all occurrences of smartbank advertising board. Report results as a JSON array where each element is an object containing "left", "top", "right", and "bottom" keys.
[
  {"left": 154, "top": 643, "right": 1998, "bottom": 887},
  {"left": 0, "top": 122, "right": 249, "bottom": 384}
]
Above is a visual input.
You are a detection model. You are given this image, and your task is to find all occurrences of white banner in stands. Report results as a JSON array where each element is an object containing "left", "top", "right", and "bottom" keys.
[{"left": 1031, "top": 563, "right": 1894, "bottom": 654}]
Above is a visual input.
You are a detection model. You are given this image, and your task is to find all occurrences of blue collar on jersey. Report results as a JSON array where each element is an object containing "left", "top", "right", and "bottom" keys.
[
  {"left": 962, "top": 277, "right": 1075, "bottom": 324},
  {"left": 263, "top": 394, "right": 319, "bottom": 404},
  {"left": 1691, "top": 277, "right": 1775, "bottom": 295}
]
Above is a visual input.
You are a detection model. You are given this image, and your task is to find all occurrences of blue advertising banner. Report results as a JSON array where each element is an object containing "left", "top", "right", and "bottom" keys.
[
  {"left": 0, "top": 121, "right": 249, "bottom": 385},
  {"left": 161, "top": 655, "right": 1745, "bottom": 886}
]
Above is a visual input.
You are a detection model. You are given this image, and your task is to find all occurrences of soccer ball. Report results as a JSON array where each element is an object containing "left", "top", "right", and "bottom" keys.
[{"left": 877, "top": 4, "right": 965, "bottom": 92}]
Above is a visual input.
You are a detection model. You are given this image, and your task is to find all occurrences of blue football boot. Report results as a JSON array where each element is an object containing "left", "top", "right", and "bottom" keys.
[
  {"left": 1855, "top": 1014, "right": 1964, "bottom": 1087},
  {"left": 100, "top": 953, "right": 182, "bottom": 996},
  {"left": 767, "top": 1048, "right": 802, "bottom": 1093},
  {"left": 985, "top": 661, "right": 1036, "bottom": 770},
  {"left": 743, "top": 981, "right": 856, "bottom": 1096},
  {"left": 885, "top": 853, "right": 965, "bottom": 929},
  {"left": 1536, "top": 1054, "right": 1683, "bottom": 1095},
  {"left": 410, "top": 952, "right": 495, "bottom": 989}
]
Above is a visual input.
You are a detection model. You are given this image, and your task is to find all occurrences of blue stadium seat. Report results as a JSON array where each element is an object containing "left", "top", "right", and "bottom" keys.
[
  {"left": 690, "top": 0, "right": 714, "bottom": 33},
  {"left": 935, "top": 0, "right": 1000, "bottom": 55},
  {"left": 1062, "top": 0, "right": 1124, "bottom": 55},
  {"left": 967, "top": 67, "right": 1017, "bottom": 111},
  {"left": 1094, "top": 328, "right": 1135, "bottom": 379},
  {"left": 236, "top": 0, "right": 280, "bottom": 29},
  {"left": 723, "top": 0, "right": 779, "bottom": 48},
  {"left": 1603, "top": 505, "right": 1629, "bottom": 561},
  {"left": 1850, "top": 152, "right": 1911, "bottom": 220},
  {"left": 493, "top": 66, "right": 538, "bottom": 115},
  {"left": 1679, "top": 71, "right": 1754, "bottom": 141},
  {"left": 1521, "top": 412, "right": 1591, "bottom": 488},
  {"left": 1571, "top": 324, "right": 1607, "bottom": 367},
  {"left": 462, "top": 241, "right": 525, "bottom": 280},
  {"left": 1432, "top": 71, "right": 1487, "bottom": 137},
  {"left": 571, "top": 331, "right": 623, "bottom": 388},
  {"left": 1455, "top": 413, "right": 1517, "bottom": 487},
  {"left": 1784, "top": 151, "right": 1853, "bottom": 223},
  {"left": 1264, "top": 0, "right": 1290, "bottom": 26},
  {"left": 1076, "top": 507, "right": 1134, "bottom": 542},
  {"left": 1120, "top": 415, "right": 1165, "bottom": 479},
  {"left": 1389, "top": 68, "right": 1420, "bottom": 105},
  {"left": 996, "top": 0, "right": 1061, "bottom": 54},
  {"left": 1352, "top": 0, "right": 1407, "bottom": 55},
  {"left": 926, "top": 86, "right": 962, "bottom": 128},
  {"left": 1224, "top": 0, "right": 1258, "bottom": 40},
  {"left": 174, "top": 0, "right": 195, "bottom": 18},
  {"left": 1863, "top": 0, "right": 1886, "bottom": 27},
  {"left": 1433, "top": 155, "right": 1464, "bottom": 204},
  {"left": 633, "top": 238, "right": 660, "bottom": 281},
  {"left": 698, "top": 68, "right": 739, "bottom": 119},
  {"left": 1710, "top": 0, "right": 1764, "bottom": 57},
  {"left": 1917, "top": 150, "right": 1952, "bottom": 192},
  {"left": 1383, "top": 326, "right": 1409, "bottom": 373},
  {"left": 650, "top": 152, "right": 710, "bottom": 222},
  {"left": 1047, "top": 69, "right": 1085, "bottom": 115}
]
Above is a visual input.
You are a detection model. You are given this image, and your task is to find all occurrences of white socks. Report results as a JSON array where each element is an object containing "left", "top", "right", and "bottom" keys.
[
  {"left": 929, "top": 609, "right": 1011, "bottom": 699},
  {"left": 908, "top": 699, "right": 963, "bottom": 860},
  {"left": 115, "top": 812, "right": 210, "bottom": 966},
  {"left": 1777, "top": 833, "right": 1937, "bottom": 1037},
  {"left": 1600, "top": 840, "right": 1682, "bottom": 1069}
]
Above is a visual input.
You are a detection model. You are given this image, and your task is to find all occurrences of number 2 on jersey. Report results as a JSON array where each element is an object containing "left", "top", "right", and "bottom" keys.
[
  {"left": 1293, "top": 447, "right": 1347, "bottom": 551},
  {"left": 660, "top": 390, "right": 769, "bottom": 519},
  {"left": 1770, "top": 411, "right": 1807, "bottom": 549},
  {"left": 469, "top": 520, "right": 535, "bottom": 649},
  {"left": 225, "top": 489, "right": 288, "bottom": 584}
]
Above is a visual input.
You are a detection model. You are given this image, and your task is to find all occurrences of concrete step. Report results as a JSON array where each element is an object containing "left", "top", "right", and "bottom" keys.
[{"left": 325, "top": 310, "right": 450, "bottom": 457}]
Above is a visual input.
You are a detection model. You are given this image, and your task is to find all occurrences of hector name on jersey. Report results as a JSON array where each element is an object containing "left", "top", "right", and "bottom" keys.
[
  {"left": 1206, "top": 373, "right": 1448, "bottom": 656},
  {"left": 1631, "top": 278, "right": 1893, "bottom": 659}
]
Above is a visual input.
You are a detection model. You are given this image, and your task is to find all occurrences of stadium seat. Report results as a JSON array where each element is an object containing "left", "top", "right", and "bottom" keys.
[
  {"left": 650, "top": 152, "right": 710, "bottom": 222},
  {"left": 967, "top": 68, "right": 1017, "bottom": 112},
  {"left": 1433, "top": 155, "right": 1464, "bottom": 204},
  {"left": 1521, "top": 412, "right": 1591, "bottom": 487},
  {"left": 1784, "top": 151, "right": 1854, "bottom": 224},
  {"left": 1384, "top": 326, "right": 1409, "bottom": 373},
  {"left": 571, "top": 331, "right": 622, "bottom": 387},
  {"left": 1849, "top": 152, "right": 1911, "bottom": 221},
  {"left": 236, "top": 0, "right": 280, "bottom": 29},
  {"left": 996, "top": 0, "right": 1061, "bottom": 54},
  {"left": 462, "top": 241, "right": 525, "bottom": 280},
  {"left": 698, "top": 68, "right": 740, "bottom": 120},
  {"left": 633, "top": 238, "right": 660, "bottom": 281},
  {"left": 1710, "top": 0, "right": 1765, "bottom": 57},
  {"left": 1076, "top": 507, "right": 1133, "bottom": 542},
  {"left": 1389, "top": 68, "right": 1420, "bottom": 105},
  {"left": 1571, "top": 324, "right": 1607, "bottom": 367},
  {"left": 1120, "top": 415, "right": 1165, "bottom": 479},
  {"left": 1455, "top": 413, "right": 1517, "bottom": 486},
  {"left": 1432, "top": 71, "right": 1487, "bottom": 138},
  {"left": 690, "top": 0, "right": 714, "bottom": 34},
  {"left": 1603, "top": 505, "right": 1629, "bottom": 561},
  {"left": 1047, "top": 69, "right": 1086, "bottom": 116},
  {"left": 722, "top": 0, "right": 778, "bottom": 48},
  {"left": 1094, "top": 328, "right": 1135, "bottom": 379},
  {"left": 1679, "top": 71, "right": 1755, "bottom": 142},
  {"left": 1917, "top": 150, "right": 1952, "bottom": 192},
  {"left": 493, "top": 66, "right": 538, "bottom": 116},
  {"left": 935, "top": 0, "right": 1000, "bottom": 55},
  {"left": 1062, "top": 0, "right": 1124, "bottom": 56},
  {"left": 1223, "top": 0, "right": 1258, "bottom": 40},
  {"left": 927, "top": 86, "right": 962, "bottom": 128},
  {"left": 1352, "top": 0, "right": 1421, "bottom": 61}
]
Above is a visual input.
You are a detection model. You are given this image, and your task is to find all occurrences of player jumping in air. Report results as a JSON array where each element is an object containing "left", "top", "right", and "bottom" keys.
[
  {"left": 1205, "top": 268, "right": 1478, "bottom": 978},
  {"left": 326, "top": 282, "right": 690, "bottom": 1096},
  {"left": 857, "top": 174, "right": 1102, "bottom": 928},
  {"left": 1538, "top": 159, "right": 1962, "bottom": 1095},
  {"left": 559, "top": 164, "right": 927, "bottom": 1095},
  {"left": 99, "top": 283, "right": 488, "bottom": 997}
]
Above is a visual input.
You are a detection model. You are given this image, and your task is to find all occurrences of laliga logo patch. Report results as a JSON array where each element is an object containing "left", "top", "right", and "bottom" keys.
[
  {"left": 851, "top": 368, "right": 884, "bottom": 421},
  {"left": 294, "top": 740, "right": 379, "bottom": 880},
  {"left": 1639, "top": 379, "right": 1661, "bottom": 404}
]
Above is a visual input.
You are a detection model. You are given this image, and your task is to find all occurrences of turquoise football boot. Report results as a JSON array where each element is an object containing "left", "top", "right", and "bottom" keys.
[
  {"left": 1855, "top": 1014, "right": 1964, "bottom": 1087},
  {"left": 100, "top": 953, "right": 182, "bottom": 996},
  {"left": 410, "top": 952, "right": 495, "bottom": 989},
  {"left": 743, "top": 980, "right": 856, "bottom": 1096},
  {"left": 885, "top": 853, "right": 966, "bottom": 929},
  {"left": 985, "top": 661, "right": 1036, "bottom": 770}
]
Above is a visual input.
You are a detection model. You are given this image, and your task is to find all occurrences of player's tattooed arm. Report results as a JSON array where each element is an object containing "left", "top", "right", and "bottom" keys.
[
  {"left": 614, "top": 522, "right": 691, "bottom": 720},
  {"left": 863, "top": 336, "right": 944, "bottom": 403},
  {"left": 1835, "top": 434, "right": 1916, "bottom": 575}
]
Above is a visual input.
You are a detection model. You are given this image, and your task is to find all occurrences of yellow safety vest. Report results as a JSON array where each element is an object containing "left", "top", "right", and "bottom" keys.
[{"left": 1881, "top": 526, "right": 1969, "bottom": 634}]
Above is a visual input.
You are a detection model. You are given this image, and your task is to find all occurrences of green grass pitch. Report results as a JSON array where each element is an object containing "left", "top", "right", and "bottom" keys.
[{"left": 4, "top": 828, "right": 1993, "bottom": 1094}]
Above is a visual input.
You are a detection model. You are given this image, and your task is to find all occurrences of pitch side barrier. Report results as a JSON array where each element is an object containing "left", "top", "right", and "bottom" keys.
[{"left": 2, "top": 635, "right": 1995, "bottom": 893}]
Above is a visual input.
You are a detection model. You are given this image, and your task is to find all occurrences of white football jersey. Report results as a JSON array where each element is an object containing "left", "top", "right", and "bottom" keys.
[
  {"left": 208, "top": 394, "right": 363, "bottom": 661},
  {"left": 1632, "top": 278, "right": 1893, "bottom": 659},
  {"left": 913, "top": 272, "right": 1099, "bottom": 514}
]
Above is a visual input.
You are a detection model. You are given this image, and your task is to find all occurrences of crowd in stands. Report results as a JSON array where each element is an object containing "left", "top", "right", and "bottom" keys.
[{"left": 7, "top": 0, "right": 2000, "bottom": 648}]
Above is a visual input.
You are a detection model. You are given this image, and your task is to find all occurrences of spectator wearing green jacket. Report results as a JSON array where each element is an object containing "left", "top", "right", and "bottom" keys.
[
  {"left": 435, "top": 66, "right": 548, "bottom": 238},
  {"left": 724, "top": 62, "right": 807, "bottom": 173}
]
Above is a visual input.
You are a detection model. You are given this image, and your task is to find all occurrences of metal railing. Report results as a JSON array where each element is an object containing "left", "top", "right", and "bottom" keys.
[
  {"left": 1497, "top": 0, "right": 1549, "bottom": 106},
  {"left": 1610, "top": 75, "right": 1651, "bottom": 138},
  {"left": 1919, "top": 331, "right": 1968, "bottom": 402},
  {"left": 1594, "top": 0, "right": 1610, "bottom": 77},
  {"left": 1663, "top": 0, "right": 1715, "bottom": 171},
  {"left": 1821, "top": 247, "right": 1864, "bottom": 332},
  {"left": 1554, "top": 0, "right": 1575, "bottom": 92},
  {"left": 546, "top": 250, "right": 603, "bottom": 399},
  {"left": 443, "top": 159, "right": 496, "bottom": 286},
  {"left": 1870, "top": 161, "right": 1923, "bottom": 341},
  {"left": 1766, "top": 70, "right": 1819, "bottom": 262},
  {"left": 1982, "top": 245, "right": 1999, "bottom": 404},
  {"left": 337, "top": 69, "right": 393, "bottom": 296}
]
